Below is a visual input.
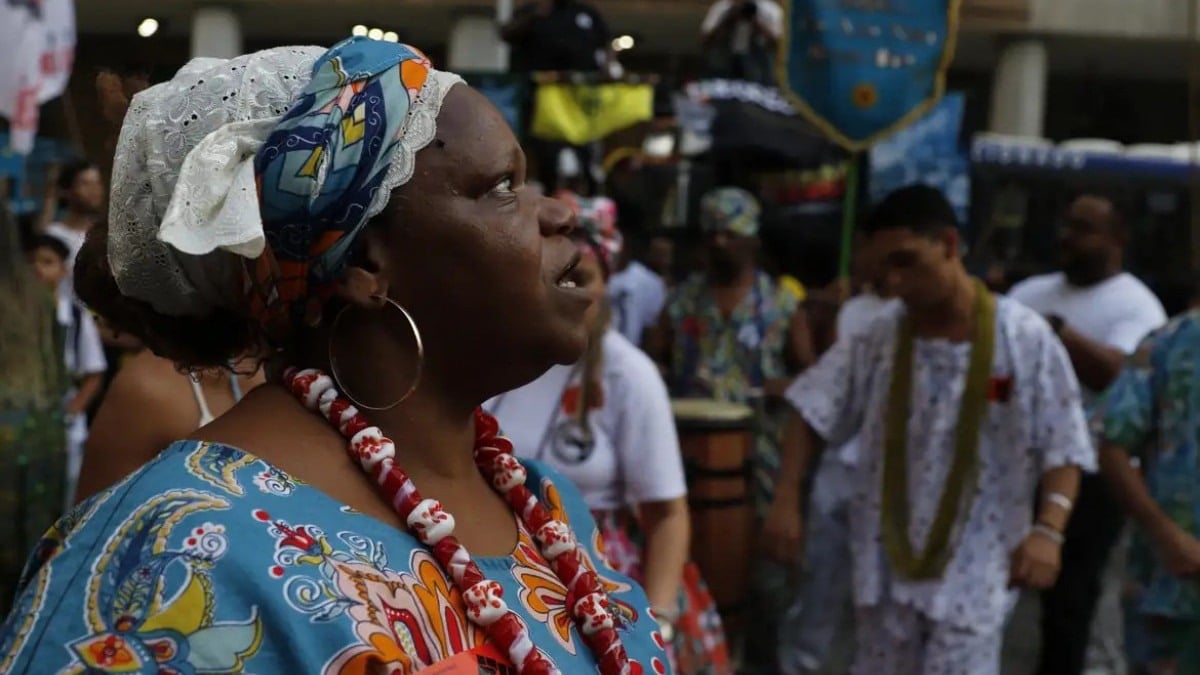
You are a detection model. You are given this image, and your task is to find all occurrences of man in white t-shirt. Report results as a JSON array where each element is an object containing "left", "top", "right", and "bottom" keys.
[
  {"left": 1008, "top": 194, "right": 1167, "bottom": 675},
  {"left": 701, "top": 0, "right": 784, "bottom": 83}
]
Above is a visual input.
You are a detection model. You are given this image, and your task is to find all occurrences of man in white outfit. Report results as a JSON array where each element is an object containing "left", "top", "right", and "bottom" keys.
[{"left": 765, "top": 185, "right": 1095, "bottom": 675}]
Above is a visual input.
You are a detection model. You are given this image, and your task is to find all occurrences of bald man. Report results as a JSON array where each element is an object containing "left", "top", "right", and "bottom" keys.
[{"left": 1009, "top": 194, "right": 1168, "bottom": 675}]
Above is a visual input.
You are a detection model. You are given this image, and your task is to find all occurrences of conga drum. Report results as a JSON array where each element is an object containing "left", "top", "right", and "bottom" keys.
[{"left": 671, "top": 398, "right": 755, "bottom": 640}]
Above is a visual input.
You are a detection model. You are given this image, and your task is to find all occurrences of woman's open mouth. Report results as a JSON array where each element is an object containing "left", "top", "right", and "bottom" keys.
[{"left": 555, "top": 250, "right": 583, "bottom": 290}]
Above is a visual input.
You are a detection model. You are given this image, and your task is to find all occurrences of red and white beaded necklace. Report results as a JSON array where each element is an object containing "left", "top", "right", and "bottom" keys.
[{"left": 284, "top": 367, "right": 636, "bottom": 675}]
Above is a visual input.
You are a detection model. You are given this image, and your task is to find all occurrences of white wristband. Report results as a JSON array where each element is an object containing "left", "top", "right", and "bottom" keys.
[
  {"left": 1044, "top": 492, "right": 1073, "bottom": 512},
  {"left": 1032, "top": 523, "right": 1065, "bottom": 544}
]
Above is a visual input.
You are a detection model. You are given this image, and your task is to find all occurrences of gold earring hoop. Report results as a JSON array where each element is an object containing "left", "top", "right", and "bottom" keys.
[{"left": 328, "top": 294, "right": 424, "bottom": 411}]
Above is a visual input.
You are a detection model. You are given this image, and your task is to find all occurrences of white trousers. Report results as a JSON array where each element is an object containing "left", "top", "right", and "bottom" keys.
[{"left": 852, "top": 600, "right": 1005, "bottom": 675}]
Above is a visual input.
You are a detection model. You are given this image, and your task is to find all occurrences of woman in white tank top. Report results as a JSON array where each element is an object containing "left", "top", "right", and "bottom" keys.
[{"left": 75, "top": 349, "right": 262, "bottom": 503}]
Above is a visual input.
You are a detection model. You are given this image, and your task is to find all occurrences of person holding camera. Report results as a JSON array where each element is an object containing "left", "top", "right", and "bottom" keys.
[{"left": 700, "top": 0, "right": 785, "bottom": 84}]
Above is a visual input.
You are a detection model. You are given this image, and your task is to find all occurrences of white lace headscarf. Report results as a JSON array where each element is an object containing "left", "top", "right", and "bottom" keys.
[{"left": 107, "top": 38, "right": 462, "bottom": 324}]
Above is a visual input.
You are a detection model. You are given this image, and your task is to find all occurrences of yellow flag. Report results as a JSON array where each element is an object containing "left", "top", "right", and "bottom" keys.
[{"left": 531, "top": 82, "right": 654, "bottom": 146}]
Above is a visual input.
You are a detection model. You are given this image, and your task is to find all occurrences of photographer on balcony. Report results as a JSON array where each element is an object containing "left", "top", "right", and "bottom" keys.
[{"left": 701, "top": 0, "right": 784, "bottom": 85}]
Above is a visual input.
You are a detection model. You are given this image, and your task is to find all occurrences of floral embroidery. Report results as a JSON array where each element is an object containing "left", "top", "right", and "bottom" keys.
[{"left": 258, "top": 512, "right": 488, "bottom": 674}]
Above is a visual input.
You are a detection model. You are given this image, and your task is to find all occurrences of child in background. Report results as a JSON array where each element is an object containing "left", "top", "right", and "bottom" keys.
[{"left": 27, "top": 234, "right": 107, "bottom": 507}]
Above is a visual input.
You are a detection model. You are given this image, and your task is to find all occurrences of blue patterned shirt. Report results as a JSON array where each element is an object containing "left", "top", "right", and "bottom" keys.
[
  {"left": 0, "top": 441, "right": 671, "bottom": 673},
  {"left": 1104, "top": 310, "right": 1200, "bottom": 620}
]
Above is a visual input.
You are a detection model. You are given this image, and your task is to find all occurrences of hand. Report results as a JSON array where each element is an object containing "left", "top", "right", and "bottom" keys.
[
  {"left": 1157, "top": 524, "right": 1200, "bottom": 578},
  {"left": 761, "top": 494, "right": 804, "bottom": 565},
  {"left": 1008, "top": 531, "right": 1062, "bottom": 589}
]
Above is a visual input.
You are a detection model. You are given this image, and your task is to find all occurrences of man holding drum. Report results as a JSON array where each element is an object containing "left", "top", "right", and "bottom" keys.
[
  {"left": 645, "top": 186, "right": 813, "bottom": 674},
  {"left": 766, "top": 185, "right": 1096, "bottom": 675}
]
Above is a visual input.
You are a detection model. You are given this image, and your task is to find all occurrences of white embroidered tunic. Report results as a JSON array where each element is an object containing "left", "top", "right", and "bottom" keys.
[{"left": 785, "top": 297, "right": 1095, "bottom": 631}]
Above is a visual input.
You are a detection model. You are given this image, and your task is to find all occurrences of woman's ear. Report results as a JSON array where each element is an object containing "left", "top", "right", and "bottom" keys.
[{"left": 336, "top": 231, "right": 391, "bottom": 308}]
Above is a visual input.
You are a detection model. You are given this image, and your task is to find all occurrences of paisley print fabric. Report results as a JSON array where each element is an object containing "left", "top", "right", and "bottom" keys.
[{"left": 0, "top": 441, "right": 670, "bottom": 674}]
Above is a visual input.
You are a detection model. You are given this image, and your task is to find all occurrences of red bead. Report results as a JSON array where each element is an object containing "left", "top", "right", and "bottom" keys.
[
  {"left": 521, "top": 653, "right": 556, "bottom": 675},
  {"left": 474, "top": 409, "right": 500, "bottom": 439},
  {"left": 489, "top": 612, "right": 524, "bottom": 648},
  {"left": 377, "top": 467, "right": 408, "bottom": 496},
  {"left": 523, "top": 505, "right": 553, "bottom": 533},
  {"left": 459, "top": 563, "right": 486, "bottom": 589},
  {"left": 599, "top": 646, "right": 630, "bottom": 675},
  {"left": 474, "top": 446, "right": 503, "bottom": 471},
  {"left": 489, "top": 435, "right": 514, "bottom": 455},
  {"left": 570, "top": 570, "right": 601, "bottom": 600},
  {"left": 341, "top": 415, "right": 370, "bottom": 438},
  {"left": 432, "top": 538, "right": 458, "bottom": 563},
  {"left": 327, "top": 398, "right": 353, "bottom": 425}
]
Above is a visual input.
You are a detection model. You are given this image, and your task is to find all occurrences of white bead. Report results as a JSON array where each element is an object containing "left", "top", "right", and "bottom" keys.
[
  {"left": 490, "top": 454, "right": 528, "bottom": 492},
  {"left": 349, "top": 427, "right": 394, "bottom": 472},
  {"left": 406, "top": 498, "right": 456, "bottom": 544},
  {"left": 317, "top": 387, "right": 338, "bottom": 418},
  {"left": 303, "top": 374, "right": 335, "bottom": 409},
  {"left": 463, "top": 580, "right": 507, "bottom": 626},
  {"left": 535, "top": 520, "right": 577, "bottom": 560},
  {"left": 574, "top": 592, "right": 614, "bottom": 635}
]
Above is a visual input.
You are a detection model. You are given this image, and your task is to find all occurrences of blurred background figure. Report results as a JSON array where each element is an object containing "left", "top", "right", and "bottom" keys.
[
  {"left": 647, "top": 186, "right": 813, "bottom": 675},
  {"left": 700, "top": 0, "right": 784, "bottom": 84},
  {"left": 609, "top": 234, "right": 669, "bottom": 347},
  {"left": 25, "top": 233, "right": 106, "bottom": 508},
  {"left": 1008, "top": 193, "right": 1167, "bottom": 675},
  {"left": 487, "top": 194, "right": 732, "bottom": 674},
  {"left": 74, "top": 350, "right": 262, "bottom": 503},
  {"left": 41, "top": 160, "right": 104, "bottom": 278}
]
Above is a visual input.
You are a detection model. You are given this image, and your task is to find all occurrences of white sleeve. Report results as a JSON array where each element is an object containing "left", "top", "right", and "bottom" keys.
[
  {"left": 641, "top": 277, "right": 668, "bottom": 332},
  {"left": 784, "top": 327, "right": 872, "bottom": 448},
  {"left": 1027, "top": 321, "right": 1096, "bottom": 473},
  {"left": 701, "top": 0, "right": 731, "bottom": 34},
  {"left": 609, "top": 341, "right": 687, "bottom": 505},
  {"left": 1104, "top": 298, "right": 1168, "bottom": 354},
  {"left": 75, "top": 310, "right": 109, "bottom": 376}
]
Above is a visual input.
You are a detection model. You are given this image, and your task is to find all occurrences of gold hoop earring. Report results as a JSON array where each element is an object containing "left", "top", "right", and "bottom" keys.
[{"left": 328, "top": 294, "right": 424, "bottom": 411}]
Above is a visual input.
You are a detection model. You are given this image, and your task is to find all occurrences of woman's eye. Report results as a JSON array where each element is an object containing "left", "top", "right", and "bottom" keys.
[{"left": 492, "top": 176, "right": 514, "bottom": 195}]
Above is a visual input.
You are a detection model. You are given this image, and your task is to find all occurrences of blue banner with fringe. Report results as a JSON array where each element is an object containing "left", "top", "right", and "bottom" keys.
[{"left": 777, "top": 0, "right": 962, "bottom": 151}]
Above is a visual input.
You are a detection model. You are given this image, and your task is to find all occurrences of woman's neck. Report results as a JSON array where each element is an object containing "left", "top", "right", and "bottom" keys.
[{"left": 362, "top": 383, "right": 482, "bottom": 483}]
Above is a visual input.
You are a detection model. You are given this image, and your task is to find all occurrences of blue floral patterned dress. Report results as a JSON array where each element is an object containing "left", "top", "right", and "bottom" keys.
[{"left": 0, "top": 441, "right": 672, "bottom": 674}]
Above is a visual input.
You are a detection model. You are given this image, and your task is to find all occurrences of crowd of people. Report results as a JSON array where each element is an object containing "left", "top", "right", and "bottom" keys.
[{"left": 0, "top": 5, "right": 1198, "bottom": 675}]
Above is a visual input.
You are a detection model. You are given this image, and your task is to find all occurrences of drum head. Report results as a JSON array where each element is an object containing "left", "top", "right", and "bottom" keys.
[{"left": 672, "top": 398, "right": 754, "bottom": 431}]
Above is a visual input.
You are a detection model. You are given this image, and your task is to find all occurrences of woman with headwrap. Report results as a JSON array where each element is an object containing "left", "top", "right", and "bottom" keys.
[
  {"left": 0, "top": 39, "right": 669, "bottom": 674},
  {"left": 486, "top": 196, "right": 731, "bottom": 675}
]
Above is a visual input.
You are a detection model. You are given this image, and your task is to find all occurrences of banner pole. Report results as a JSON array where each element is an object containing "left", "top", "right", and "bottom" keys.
[{"left": 838, "top": 154, "right": 859, "bottom": 297}]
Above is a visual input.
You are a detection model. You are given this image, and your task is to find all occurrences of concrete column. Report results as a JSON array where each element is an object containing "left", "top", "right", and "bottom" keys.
[
  {"left": 448, "top": 15, "right": 507, "bottom": 73},
  {"left": 191, "top": 5, "right": 243, "bottom": 60},
  {"left": 988, "top": 39, "right": 1047, "bottom": 137}
]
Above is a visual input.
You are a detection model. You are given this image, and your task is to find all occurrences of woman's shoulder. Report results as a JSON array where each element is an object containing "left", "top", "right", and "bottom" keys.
[{"left": 1, "top": 440, "right": 434, "bottom": 674}]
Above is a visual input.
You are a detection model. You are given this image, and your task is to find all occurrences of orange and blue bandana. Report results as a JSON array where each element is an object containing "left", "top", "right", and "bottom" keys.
[{"left": 250, "top": 37, "right": 460, "bottom": 336}]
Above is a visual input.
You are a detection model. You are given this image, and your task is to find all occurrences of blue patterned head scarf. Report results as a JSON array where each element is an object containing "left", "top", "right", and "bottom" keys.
[
  {"left": 250, "top": 37, "right": 463, "bottom": 331},
  {"left": 700, "top": 187, "right": 761, "bottom": 238}
]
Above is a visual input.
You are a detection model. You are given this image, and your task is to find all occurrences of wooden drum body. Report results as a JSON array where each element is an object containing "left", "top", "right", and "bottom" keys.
[{"left": 672, "top": 399, "right": 755, "bottom": 639}]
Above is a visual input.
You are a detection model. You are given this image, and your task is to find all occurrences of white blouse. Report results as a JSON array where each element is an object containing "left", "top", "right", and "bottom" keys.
[{"left": 485, "top": 329, "right": 687, "bottom": 511}]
